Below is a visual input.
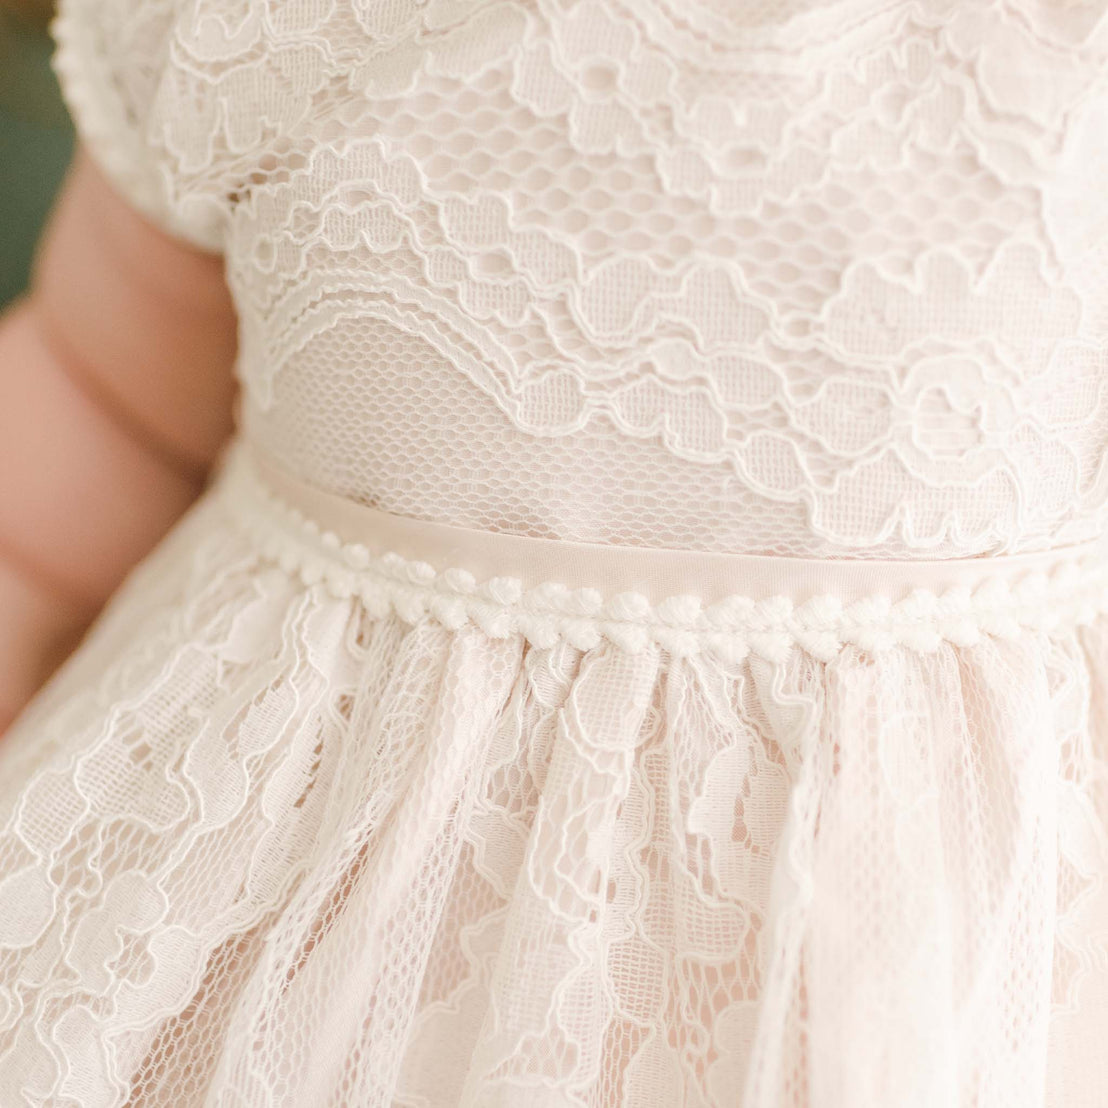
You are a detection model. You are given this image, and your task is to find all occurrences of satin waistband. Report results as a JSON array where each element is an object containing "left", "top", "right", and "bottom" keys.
[
  {"left": 212, "top": 437, "right": 1108, "bottom": 660},
  {"left": 231, "top": 440, "right": 1106, "bottom": 605}
]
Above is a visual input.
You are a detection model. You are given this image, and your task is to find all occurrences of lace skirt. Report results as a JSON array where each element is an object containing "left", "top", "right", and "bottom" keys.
[{"left": 1, "top": 437, "right": 1107, "bottom": 1108}]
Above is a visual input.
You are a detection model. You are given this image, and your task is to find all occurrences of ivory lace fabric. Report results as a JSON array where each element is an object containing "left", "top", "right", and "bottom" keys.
[{"left": 2, "top": 0, "right": 1108, "bottom": 1104}]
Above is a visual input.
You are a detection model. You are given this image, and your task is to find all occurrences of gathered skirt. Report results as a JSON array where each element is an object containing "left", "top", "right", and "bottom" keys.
[{"left": 1, "top": 438, "right": 1107, "bottom": 1108}]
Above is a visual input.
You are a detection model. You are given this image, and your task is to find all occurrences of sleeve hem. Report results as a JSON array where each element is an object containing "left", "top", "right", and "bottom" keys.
[{"left": 49, "top": 3, "right": 226, "bottom": 256}]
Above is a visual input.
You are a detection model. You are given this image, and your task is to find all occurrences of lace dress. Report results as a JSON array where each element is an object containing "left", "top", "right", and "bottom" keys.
[{"left": 2, "top": 0, "right": 1108, "bottom": 1104}]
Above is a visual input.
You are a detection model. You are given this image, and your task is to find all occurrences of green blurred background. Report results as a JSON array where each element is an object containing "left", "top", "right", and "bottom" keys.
[{"left": 0, "top": 4, "right": 74, "bottom": 309}]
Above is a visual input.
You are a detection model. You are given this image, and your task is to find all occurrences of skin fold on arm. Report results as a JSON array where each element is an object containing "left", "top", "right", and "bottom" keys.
[{"left": 0, "top": 145, "right": 239, "bottom": 733}]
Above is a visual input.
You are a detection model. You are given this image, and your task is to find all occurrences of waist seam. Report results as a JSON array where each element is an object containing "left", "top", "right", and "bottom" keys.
[{"left": 214, "top": 438, "right": 1108, "bottom": 661}]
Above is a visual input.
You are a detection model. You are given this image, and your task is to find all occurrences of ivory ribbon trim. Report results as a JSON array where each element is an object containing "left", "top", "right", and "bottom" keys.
[{"left": 213, "top": 437, "right": 1108, "bottom": 661}]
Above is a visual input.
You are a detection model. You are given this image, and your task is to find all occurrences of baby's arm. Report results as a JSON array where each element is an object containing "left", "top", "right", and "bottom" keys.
[{"left": 0, "top": 145, "right": 238, "bottom": 732}]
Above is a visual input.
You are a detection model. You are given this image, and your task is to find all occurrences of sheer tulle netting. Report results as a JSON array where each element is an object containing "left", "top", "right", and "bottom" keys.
[
  {"left": 3, "top": 458, "right": 1108, "bottom": 1107},
  {"left": 2, "top": 0, "right": 1108, "bottom": 1104}
]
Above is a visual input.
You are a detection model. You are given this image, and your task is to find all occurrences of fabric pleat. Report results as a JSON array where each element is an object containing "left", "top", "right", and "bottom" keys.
[{"left": 2, "top": 482, "right": 1107, "bottom": 1107}]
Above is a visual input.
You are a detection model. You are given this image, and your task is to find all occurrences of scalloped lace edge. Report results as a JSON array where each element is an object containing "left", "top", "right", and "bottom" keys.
[
  {"left": 220, "top": 450, "right": 1108, "bottom": 662},
  {"left": 49, "top": 5, "right": 226, "bottom": 254}
]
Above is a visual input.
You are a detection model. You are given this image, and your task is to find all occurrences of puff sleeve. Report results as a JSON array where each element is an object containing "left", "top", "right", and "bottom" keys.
[{"left": 49, "top": 0, "right": 227, "bottom": 254}]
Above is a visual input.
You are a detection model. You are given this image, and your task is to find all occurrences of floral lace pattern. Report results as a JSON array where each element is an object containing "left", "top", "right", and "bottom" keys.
[
  {"left": 2, "top": 0, "right": 1105, "bottom": 1105},
  {"left": 51, "top": 0, "right": 1108, "bottom": 558},
  {"left": 1, "top": 459, "right": 1107, "bottom": 1107}
]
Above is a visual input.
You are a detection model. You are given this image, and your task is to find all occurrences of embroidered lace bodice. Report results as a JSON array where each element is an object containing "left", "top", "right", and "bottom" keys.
[{"left": 57, "top": 0, "right": 1108, "bottom": 558}]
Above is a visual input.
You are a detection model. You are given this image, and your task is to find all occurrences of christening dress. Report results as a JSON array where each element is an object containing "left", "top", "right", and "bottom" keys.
[{"left": 2, "top": 0, "right": 1108, "bottom": 1105}]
